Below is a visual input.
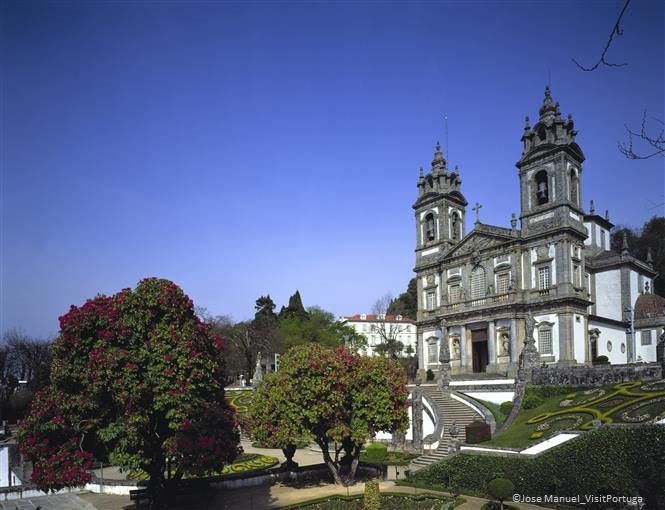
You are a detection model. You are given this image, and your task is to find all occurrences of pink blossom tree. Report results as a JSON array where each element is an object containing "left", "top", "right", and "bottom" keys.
[
  {"left": 248, "top": 344, "right": 409, "bottom": 485},
  {"left": 18, "top": 278, "right": 240, "bottom": 504}
]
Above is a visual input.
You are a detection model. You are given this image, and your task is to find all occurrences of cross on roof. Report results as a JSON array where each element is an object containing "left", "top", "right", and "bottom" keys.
[{"left": 472, "top": 202, "right": 482, "bottom": 223}]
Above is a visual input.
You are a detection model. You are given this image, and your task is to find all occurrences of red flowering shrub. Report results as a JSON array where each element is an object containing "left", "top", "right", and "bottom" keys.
[
  {"left": 248, "top": 344, "right": 408, "bottom": 486},
  {"left": 18, "top": 278, "right": 240, "bottom": 496}
]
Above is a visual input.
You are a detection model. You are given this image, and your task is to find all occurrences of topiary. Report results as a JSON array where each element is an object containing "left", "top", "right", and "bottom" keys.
[
  {"left": 487, "top": 477, "right": 515, "bottom": 509},
  {"left": 365, "top": 442, "right": 388, "bottom": 462},
  {"left": 426, "top": 369, "right": 435, "bottom": 381},
  {"left": 522, "top": 394, "right": 545, "bottom": 410},
  {"left": 499, "top": 401, "right": 513, "bottom": 415}
]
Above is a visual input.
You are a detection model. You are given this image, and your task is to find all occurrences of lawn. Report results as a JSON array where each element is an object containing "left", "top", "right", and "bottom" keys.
[
  {"left": 129, "top": 453, "right": 279, "bottom": 480},
  {"left": 482, "top": 380, "right": 665, "bottom": 448}
]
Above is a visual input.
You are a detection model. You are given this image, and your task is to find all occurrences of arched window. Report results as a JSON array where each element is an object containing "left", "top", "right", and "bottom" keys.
[
  {"left": 425, "top": 213, "right": 436, "bottom": 241},
  {"left": 535, "top": 170, "right": 549, "bottom": 205},
  {"left": 451, "top": 211, "right": 460, "bottom": 240},
  {"left": 471, "top": 265, "right": 486, "bottom": 300},
  {"left": 570, "top": 168, "right": 579, "bottom": 205}
]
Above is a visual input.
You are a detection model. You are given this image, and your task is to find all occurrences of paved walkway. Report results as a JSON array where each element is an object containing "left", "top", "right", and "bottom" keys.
[
  {"left": 1, "top": 482, "right": 552, "bottom": 510},
  {"left": 2, "top": 441, "right": 550, "bottom": 509}
]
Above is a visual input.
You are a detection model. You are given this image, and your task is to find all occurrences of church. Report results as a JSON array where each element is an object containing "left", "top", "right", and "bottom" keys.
[{"left": 413, "top": 87, "right": 663, "bottom": 377}]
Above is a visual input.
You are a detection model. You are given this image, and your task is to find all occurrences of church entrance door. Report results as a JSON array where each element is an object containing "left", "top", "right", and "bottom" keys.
[{"left": 471, "top": 329, "right": 489, "bottom": 373}]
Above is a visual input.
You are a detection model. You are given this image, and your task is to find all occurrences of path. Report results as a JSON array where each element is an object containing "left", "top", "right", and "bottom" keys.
[{"left": 4, "top": 440, "right": 551, "bottom": 509}]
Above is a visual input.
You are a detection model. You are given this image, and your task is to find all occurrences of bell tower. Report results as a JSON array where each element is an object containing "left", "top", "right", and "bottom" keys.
[
  {"left": 414, "top": 142, "right": 468, "bottom": 256},
  {"left": 516, "top": 86, "right": 586, "bottom": 238}
]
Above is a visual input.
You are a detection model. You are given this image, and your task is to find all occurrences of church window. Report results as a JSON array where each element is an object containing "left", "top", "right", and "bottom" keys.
[
  {"left": 537, "top": 127, "right": 547, "bottom": 141},
  {"left": 570, "top": 169, "right": 579, "bottom": 205},
  {"left": 600, "top": 229, "right": 606, "bottom": 249},
  {"left": 538, "top": 328, "right": 552, "bottom": 355},
  {"left": 449, "top": 284, "right": 461, "bottom": 302},
  {"left": 641, "top": 330, "right": 652, "bottom": 345},
  {"left": 471, "top": 265, "right": 487, "bottom": 300},
  {"left": 451, "top": 211, "right": 460, "bottom": 240},
  {"left": 426, "top": 291, "right": 436, "bottom": 310},
  {"left": 538, "top": 266, "right": 550, "bottom": 291},
  {"left": 496, "top": 273, "right": 510, "bottom": 294},
  {"left": 535, "top": 170, "right": 549, "bottom": 205},
  {"left": 427, "top": 340, "right": 437, "bottom": 364},
  {"left": 425, "top": 213, "right": 436, "bottom": 241}
]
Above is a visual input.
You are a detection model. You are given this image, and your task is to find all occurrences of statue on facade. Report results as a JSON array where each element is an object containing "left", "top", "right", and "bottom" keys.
[
  {"left": 452, "top": 338, "right": 461, "bottom": 359},
  {"left": 501, "top": 333, "right": 511, "bottom": 356}
]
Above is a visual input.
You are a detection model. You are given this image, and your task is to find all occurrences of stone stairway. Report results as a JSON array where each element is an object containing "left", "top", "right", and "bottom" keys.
[{"left": 409, "top": 385, "right": 483, "bottom": 470}]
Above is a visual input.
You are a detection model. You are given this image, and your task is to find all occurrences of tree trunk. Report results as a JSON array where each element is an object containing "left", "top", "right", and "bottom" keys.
[
  {"left": 317, "top": 440, "right": 344, "bottom": 485},
  {"left": 347, "top": 454, "right": 360, "bottom": 485}
]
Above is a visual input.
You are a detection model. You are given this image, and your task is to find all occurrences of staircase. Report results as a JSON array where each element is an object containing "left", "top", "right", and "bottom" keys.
[{"left": 409, "top": 385, "right": 483, "bottom": 470}]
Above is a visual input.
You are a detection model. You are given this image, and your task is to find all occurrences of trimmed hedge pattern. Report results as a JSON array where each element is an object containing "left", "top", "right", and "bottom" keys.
[{"left": 412, "top": 425, "right": 665, "bottom": 509}]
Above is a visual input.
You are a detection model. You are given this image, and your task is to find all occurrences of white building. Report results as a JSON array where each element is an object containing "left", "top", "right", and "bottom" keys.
[
  {"left": 341, "top": 314, "right": 417, "bottom": 357},
  {"left": 411, "top": 87, "right": 663, "bottom": 375}
]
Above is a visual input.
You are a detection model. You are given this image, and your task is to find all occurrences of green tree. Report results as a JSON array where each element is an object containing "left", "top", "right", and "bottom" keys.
[
  {"left": 252, "top": 294, "right": 282, "bottom": 367},
  {"left": 611, "top": 216, "right": 665, "bottom": 295},
  {"left": 279, "top": 305, "right": 350, "bottom": 350},
  {"left": 248, "top": 344, "right": 409, "bottom": 485},
  {"left": 387, "top": 278, "right": 418, "bottom": 320},
  {"left": 278, "top": 290, "right": 309, "bottom": 320},
  {"left": 487, "top": 478, "right": 515, "bottom": 510},
  {"left": 17, "top": 278, "right": 240, "bottom": 504}
]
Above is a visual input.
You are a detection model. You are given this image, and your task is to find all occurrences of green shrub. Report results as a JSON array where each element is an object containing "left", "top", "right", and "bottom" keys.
[
  {"left": 411, "top": 426, "right": 665, "bottom": 509},
  {"left": 499, "top": 401, "right": 513, "bottom": 415},
  {"left": 521, "top": 394, "right": 544, "bottom": 410},
  {"left": 365, "top": 442, "right": 388, "bottom": 462},
  {"left": 487, "top": 477, "right": 514, "bottom": 506},
  {"left": 525, "top": 385, "right": 580, "bottom": 399},
  {"left": 593, "top": 355, "right": 610, "bottom": 365},
  {"left": 363, "top": 481, "right": 380, "bottom": 510}
]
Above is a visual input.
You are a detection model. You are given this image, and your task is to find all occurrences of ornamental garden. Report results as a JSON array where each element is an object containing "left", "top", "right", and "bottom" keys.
[{"left": 13, "top": 278, "right": 665, "bottom": 509}]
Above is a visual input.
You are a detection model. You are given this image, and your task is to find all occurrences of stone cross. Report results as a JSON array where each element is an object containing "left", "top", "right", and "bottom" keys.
[{"left": 472, "top": 202, "right": 482, "bottom": 224}]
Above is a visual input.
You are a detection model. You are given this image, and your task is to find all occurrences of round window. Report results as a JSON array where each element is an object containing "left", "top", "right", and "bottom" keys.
[{"left": 607, "top": 341, "right": 612, "bottom": 352}]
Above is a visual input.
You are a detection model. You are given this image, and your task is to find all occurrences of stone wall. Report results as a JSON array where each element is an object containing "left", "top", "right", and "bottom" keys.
[{"left": 530, "top": 363, "right": 663, "bottom": 386}]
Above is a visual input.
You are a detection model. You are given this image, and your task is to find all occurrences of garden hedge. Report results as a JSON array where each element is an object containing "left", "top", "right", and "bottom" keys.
[{"left": 412, "top": 425, "right": 665, "bottom": 509}]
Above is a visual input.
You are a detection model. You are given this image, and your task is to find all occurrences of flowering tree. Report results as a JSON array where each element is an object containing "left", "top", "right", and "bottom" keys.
[
  {"left": 248, "top": 344, "right": 409, "bottom": 485},
  {"left": 18, "top": 278, "right": 240, "bottom": 503}
]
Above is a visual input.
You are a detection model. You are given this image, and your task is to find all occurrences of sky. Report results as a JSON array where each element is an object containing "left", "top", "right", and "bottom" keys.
[{"left": 1, "top": 0, "right": 664, "bottom": 339}]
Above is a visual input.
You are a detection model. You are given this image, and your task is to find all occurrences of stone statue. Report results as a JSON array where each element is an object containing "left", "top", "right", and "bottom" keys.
[
  {"left": 525, "top": 311, "right": 536, "bottom": 342},
  {"left": 452, "top": 338, "right": 461, "bottom": 359},
  {"left": 438, "top": 319, "right": 450, "bottom": 363},
  {"left": 502, "top": 333, "right": 511, "bottom": 356},
  {"left": 518, "top": 311, "right": 540, "bottom": 380},
  {"left": 412, "top": 387, "right": 423, "bottom": 450},
  {"left": 252, "top": 352, "right": 263, "bottom": 388},
  {"left": 439, "top": 319, "right": 452, "bottom": 389}
]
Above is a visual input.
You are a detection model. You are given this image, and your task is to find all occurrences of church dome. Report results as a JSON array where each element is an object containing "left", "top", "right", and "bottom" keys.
[{"left": 634, "top": 293, "right": 665, "bottom": 320}]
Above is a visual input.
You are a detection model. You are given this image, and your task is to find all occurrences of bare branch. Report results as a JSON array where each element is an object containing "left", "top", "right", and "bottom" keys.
[
  {"left": 618, "top": 111, "right": 665, "bottom": 159},
  {"left": 572, "top": 0, "right": 631, "bottom": 71}
]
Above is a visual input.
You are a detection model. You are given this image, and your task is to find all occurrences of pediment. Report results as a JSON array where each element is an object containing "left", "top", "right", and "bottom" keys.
[{"left": 446, "top": 229, "right": 516, "bottom": 260}]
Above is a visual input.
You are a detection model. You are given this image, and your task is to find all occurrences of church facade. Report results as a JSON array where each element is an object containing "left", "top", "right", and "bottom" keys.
[{"left": 413, "top": 87, "right": 662, "bottom": 376}]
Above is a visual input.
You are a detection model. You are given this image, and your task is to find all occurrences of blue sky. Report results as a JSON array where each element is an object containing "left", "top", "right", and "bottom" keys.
[{"left": 2, "top": 0, "right": 663, "bottom": 339}]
